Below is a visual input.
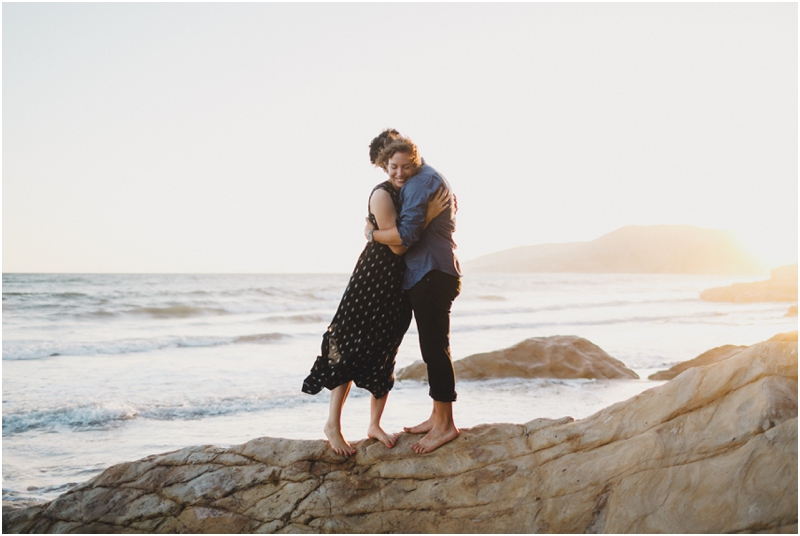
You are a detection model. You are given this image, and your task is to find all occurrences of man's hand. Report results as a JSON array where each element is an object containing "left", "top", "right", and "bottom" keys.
[{"left": 364, "top": 218, "right": 375, "bottom": 241}]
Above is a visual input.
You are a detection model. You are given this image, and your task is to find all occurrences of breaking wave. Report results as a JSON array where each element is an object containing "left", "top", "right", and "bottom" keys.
[
  {"left": 3, "top": 333, "right": 289, "bottom": 360},
  {"left": 2, "top": 393, "right": 310, "bottom": 436}
]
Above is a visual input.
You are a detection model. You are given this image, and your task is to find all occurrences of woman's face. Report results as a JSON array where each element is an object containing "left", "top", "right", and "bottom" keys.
[{"left": 386, "top": 151, "right": 418, "bottom": 190}]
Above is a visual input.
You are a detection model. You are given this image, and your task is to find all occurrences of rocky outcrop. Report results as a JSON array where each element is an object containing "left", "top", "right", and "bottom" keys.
[
  {"left": 649, "top": 332, "right": 797, "bottom": 381},
  {"left": 464, "top": 225, "right": 764, "bottom": 274},
  {"left": 649, "top": 344, "right": 748, "bottom": 380},
  {"left": 786, "top": 305, "right": 798, "bottom": 317},
  {"left": 701, "top": 263, "right": 798, "bottom": 302},
  {"left": 4, "top": 338, "right": 797, "bottom": 534},
  {"left": 397, "top": 335, "right": 639, "bottom": 382},
  {"left": 768, "top": 331, "right": 800, "bottom": 343}
]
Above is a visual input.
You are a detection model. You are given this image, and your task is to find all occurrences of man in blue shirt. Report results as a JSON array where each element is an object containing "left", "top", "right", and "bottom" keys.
[{"left": 366, "top": 134, "right": 462, "bottom": 454}]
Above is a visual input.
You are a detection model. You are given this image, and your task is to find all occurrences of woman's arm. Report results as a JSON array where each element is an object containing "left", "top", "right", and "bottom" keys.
[
  {"left": 366, "top": 187, "right": 449, "bottom": 252},
  {"left": 369, "top": 189, "right": 406, "bottom": 255}
]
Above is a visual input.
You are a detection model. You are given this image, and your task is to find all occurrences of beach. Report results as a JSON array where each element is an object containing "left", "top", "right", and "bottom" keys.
[{"left": 2, "top": 272, "right": 796, "bottom": 505}]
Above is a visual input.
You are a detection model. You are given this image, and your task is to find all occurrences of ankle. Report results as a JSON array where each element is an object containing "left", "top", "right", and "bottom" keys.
[{"left": 325, "top": 421, "right": 341, "bottom": 432}]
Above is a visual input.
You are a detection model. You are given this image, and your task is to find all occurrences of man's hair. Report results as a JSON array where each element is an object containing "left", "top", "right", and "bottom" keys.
[
  {"left": 376, "top": 137, "right": 422, "bottom": 169},
  {"left": 369, "top": 128, "right": 401, "bottom": 167}
]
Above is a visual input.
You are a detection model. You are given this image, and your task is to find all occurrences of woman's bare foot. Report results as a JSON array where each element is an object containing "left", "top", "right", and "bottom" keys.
[
  {"left": 411, "top": 425, "right": 459, "bottom": 454},
  {"left": 324, "top": 423, "right": 355, "bottom": 456},
  {"left": 367, "top": 424, "right": 398, "bottom": 448},
  {"left": 403, "top": 417, "right": 434, "bottom": 434}
]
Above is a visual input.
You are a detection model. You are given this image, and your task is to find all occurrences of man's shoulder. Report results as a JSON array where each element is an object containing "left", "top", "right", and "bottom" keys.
[
  {"left": 418, "top": 163, "right": 440, "bottom": 179},
  {"left": 408, "top": 164, "right": 442, "bottom": 190}
]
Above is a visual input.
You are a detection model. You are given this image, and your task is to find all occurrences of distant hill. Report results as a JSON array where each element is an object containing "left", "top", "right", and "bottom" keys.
[{"left": 464, "top": 225, "right": 765, "bottom": 275}]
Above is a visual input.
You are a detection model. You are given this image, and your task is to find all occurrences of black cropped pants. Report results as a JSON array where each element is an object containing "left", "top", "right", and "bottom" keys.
[{"left": 408, "top": 270, "right": 461, "bottom": 402}]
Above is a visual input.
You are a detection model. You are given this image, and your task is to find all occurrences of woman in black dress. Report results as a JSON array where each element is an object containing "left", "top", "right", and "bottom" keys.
[{"left": 302, "top": 133, "right": 446, "bottom": 456}]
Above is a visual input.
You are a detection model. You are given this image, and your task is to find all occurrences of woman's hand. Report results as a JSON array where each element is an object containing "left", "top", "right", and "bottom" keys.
[{"left": 425, "top": 186, "right": 450, "bottom": 226}]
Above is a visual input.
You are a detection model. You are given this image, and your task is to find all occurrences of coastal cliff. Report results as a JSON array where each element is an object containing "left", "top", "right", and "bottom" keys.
[
  {"left": 463, "top": 225, "right": 765, "bottom": 274},
  {"left": 3, "top": 337, "right": 797, "bottom": 533}
]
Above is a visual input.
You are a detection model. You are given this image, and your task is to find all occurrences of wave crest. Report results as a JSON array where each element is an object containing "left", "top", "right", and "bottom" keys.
[
  {"left": 3, "top": 332, "right": 290, "bottom": 360},
  {"left": 130, "top": 305, "right": 230, "bottom": 318},
  {"left": 3, "top": 393, "right": 310, "bottom": 436},
  {"left": 3, "top": 403, "right": 138, "bottom": 435}
]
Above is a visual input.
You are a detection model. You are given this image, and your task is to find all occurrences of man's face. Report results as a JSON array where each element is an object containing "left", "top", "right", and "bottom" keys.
[{"left": 387, "top": 152, "right": 417, "bottom": 190}]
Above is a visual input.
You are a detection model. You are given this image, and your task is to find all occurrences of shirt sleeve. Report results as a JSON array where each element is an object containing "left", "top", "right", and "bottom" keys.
[{"left": 397, "top": 176, "right": 438, "bottom": 249}]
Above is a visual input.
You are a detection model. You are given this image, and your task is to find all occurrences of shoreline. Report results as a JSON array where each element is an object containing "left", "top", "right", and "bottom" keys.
[
  {"left": 3, "top": 272, "right": 795, "bottom": 516},
  {"left": 4, "top": 330, "right": 795, "bottom": 509},
  {"left": 4, "top": 335, "right": 796, "bottom": 533}
]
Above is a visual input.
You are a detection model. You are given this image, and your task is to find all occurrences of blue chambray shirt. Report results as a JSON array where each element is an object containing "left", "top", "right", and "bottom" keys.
[{"left": 397, "top": 161, "right": 462, "bottom": 290}]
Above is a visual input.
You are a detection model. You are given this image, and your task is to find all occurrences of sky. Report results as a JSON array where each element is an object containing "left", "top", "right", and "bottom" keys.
[{"left": 3, "top": 2, "right": 797, "bottom": 273}]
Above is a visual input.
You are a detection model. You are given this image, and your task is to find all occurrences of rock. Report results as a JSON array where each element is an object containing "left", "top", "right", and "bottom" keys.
[
  {"left": 648, "top": 344, "right": 747, "bottom": 380},
  {"left": 649, "top": 331, "right": 798, "bottom": 381},
  {"left": 1, "top": 501, "right": 43, "bottom": 516},
  {"left": 786, "top": 306, "right": 798, "bottom": 317},
  {"left": 768, "top": 331, "right": 799, "bottom": 343},
  {"left": 701, "top": 263, "right": 798, "bottom": 302},
  {"left": 4, "top": 337, "right": 796, "bottom": 534},
  {"left": 464, "top": 225, "right": 764, "bottom": 274},
  {"left": 397, "top": 335, "right": 639, "bottom": 382}
]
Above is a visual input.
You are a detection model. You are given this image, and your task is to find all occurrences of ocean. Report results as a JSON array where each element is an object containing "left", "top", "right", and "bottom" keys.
[{"left": 2, "top": 272, "right": 796, "bottom": 505}]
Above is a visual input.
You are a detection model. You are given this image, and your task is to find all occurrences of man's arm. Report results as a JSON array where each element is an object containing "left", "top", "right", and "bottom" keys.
[
  {"left": 366, "top": 184, "right": 449, "bottom": 249},
  {"left": 371, "top": 226, "right": 403, "bottom": 246},
  {"left": 394, "top": 176, "right": 438, "bottom": 248}
]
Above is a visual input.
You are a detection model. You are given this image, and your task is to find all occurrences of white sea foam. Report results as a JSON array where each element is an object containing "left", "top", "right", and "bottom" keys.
[
  {"left": 2, "top": 393, "right": 310, "bottom": 436},
  {"left": 2, "top": 332, "right": 289, "bottom": 360},
  {"left": 3, "top": 402, "right": 139, "bottom": 434}
]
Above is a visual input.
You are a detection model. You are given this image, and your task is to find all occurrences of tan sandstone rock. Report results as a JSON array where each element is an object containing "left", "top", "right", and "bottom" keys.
[
  {"left": 649, "top": 331, "right": 797, "bottom": 381},
  {"left": 648, "top": 344, "right": 748, "bottom": 380},
  {"left": 3, "top": 337, "right": 797, "bottom": 534},
  {"left": 397, "top": 335, "right": 639, "bottom": 382}
]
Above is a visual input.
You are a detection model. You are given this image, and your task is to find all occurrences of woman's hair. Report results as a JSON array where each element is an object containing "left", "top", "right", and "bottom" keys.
[
  {"left": 369, "top": 128, "right": 401, "bottom": 167},
  {"left": 376, "top": 137, "right": 422, "bottom": 170}
]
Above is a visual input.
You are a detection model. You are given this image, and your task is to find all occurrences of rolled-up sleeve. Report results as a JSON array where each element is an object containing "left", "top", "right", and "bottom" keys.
[{"left": 397, "top": 177, "right": 436, "bottom": 249}]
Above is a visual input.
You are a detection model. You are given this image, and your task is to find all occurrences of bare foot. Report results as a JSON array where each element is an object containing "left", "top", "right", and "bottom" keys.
[
  {"left": 403, "top": 417, "right": 434, "bottom": 434},
  {"left": 411, "top": 426, "right": 459, "bottom": 454},
  {"left": 324, "top": 423, "right": 355, "bottom": 456},
  {"left": 367, "top": 424, "right": 398, "bottom": 448}
]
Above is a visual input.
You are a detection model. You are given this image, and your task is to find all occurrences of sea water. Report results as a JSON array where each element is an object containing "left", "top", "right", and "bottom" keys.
[{"left": 2, "top": 272, "right": 796, "bottom": 504}]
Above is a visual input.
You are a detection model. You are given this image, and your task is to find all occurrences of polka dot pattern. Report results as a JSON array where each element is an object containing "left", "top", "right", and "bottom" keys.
[{"left": 302, "top": 182, "right": 412, "bottom": 399}]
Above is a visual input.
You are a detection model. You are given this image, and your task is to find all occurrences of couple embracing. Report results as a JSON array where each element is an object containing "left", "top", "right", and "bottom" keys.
[{"left": 302, "top": 128, "right": 461, "bottom": 456}]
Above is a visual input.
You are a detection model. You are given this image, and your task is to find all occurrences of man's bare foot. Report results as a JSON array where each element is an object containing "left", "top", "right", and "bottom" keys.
[
  {"left": 403, "top": 417, "right": 434, "bottom": 434},
  {"left": 367, "top": 424, "right": 398, "bottom": 448},
  {"left": 324, "top": 423, "right": 355, "bottom": 456},
  {"left": 411, "top": 426, "right": 459, "bottom": 454}
]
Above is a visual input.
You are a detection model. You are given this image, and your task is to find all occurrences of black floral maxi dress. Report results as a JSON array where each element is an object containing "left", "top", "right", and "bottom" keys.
[{"left": 302, "top": 181, "right": 412, "bottom": 399}]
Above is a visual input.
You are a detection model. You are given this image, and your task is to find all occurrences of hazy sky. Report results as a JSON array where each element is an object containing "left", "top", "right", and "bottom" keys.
[{"left": 3, "top": 2, "right": 797, "bottom": 273}]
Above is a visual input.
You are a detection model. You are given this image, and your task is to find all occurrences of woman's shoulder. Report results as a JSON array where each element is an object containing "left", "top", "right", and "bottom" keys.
[
  {"left": 369, "top": 182, "right": 394, "bottom": 203},
  {"left": 371, "top": 180, "right": 393, "bottom": 193}
]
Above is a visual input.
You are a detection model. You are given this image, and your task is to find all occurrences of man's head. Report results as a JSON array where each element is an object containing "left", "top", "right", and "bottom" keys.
[{"left": 369, "top": 128, "right": 401, "bottom": 168}]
